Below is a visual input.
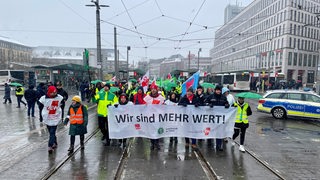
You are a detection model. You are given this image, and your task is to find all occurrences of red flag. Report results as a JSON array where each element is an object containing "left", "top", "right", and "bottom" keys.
[
  {"left": 140, "top": 70, "right": 149, "bottom": 92},
  {"left": 167, "top": 73, "right": 172, "bottom": 79}
]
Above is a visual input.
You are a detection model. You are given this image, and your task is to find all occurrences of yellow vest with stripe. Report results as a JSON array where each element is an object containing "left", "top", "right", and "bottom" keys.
[
  {"left": 234, "top": 102, "right": 249, "bottom": 124},
  {"left": 16, "top": 87, "right": 24, "bottom": 95}
]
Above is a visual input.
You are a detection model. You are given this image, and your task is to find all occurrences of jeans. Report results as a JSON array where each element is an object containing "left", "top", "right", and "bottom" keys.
[
  {"left": 17, "top": 95, "right": 26, "bottom": 107},
  {"left": 47, "top": 125, "right": 57, "bottom": 147},
  {"left": 27, "top": 101, "right": 36, "bottom": 117}
]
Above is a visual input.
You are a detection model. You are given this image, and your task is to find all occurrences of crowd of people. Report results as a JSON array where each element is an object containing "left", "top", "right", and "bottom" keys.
[
  {"left": 87, "top": 80, "right": 252, "bottom": 153},
  {"left": 2, "top": 79, "right": 252, "bottom": 154}
]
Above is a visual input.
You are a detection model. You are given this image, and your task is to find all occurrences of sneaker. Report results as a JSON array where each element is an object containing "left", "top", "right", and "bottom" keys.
[
  {"left": 239, "top": 145, "right": 245, "bottom": 152},
  {"left": 52, "top": 143, "right": 58, "bottom": 149}
]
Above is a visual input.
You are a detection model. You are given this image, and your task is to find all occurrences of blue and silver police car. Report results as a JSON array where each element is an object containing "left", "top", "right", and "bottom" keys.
[{"left": 257, "top": 90, "right": 320, "bottom": 119}]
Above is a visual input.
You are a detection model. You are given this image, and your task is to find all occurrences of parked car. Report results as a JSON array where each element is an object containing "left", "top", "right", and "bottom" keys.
[{"left": 257, "top": 90, "right": 320, "bottom": 119}]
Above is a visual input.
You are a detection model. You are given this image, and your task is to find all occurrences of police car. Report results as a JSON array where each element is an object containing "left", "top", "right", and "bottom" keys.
[{"left": 257, "top": 90, "right": 320, "bottom": 119}]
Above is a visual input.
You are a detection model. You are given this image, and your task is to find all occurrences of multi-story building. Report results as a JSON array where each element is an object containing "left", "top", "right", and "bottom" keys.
[
  {"left": 0, "top": 36, "right": 32, "bottom": 70},
  {"left": 224, "top": 4, "right": 244, "bottom": 24},
  {"left": 211, "top": 0, "right": 320, "bottom": 86}
]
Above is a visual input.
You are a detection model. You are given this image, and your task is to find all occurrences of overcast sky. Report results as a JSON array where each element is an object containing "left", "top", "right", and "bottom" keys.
[{"left": 0, "top": 0, "right": 253, "bottom": 63}]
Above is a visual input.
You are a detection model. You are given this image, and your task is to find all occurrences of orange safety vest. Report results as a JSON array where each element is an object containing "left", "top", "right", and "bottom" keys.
[{"left": 69, "top": 105, "right": 84, "bottom": 125}]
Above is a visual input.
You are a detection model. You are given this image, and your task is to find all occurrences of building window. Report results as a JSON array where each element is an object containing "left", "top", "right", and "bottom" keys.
[
  {"left": 293, "top": 52, "right": 298, "bottom": 66},
  {"left": 303, "top": 54, "right": 307, "bottom": 66},
  {"left": 313, "top": 55, "right": 317, "bottom": 67},
  {"left": 288, "top": 52, "right": 292, "bottom": 65},
  {"left": 307, "top": 70, "right": 315, "bottom": 83},
  {"left": 298, "top": 53, "right": 302, "bottom": 66},
  {"left": 308, "top": 55, "right": 312, "bottom": 67}
]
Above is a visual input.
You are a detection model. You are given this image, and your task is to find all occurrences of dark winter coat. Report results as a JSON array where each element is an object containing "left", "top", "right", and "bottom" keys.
[
  {"left": 4, "top": 85, "right": 11, "bottom": 99},
  {"left": 178, "top": 94, "right": 198, "bottom": 106},
  {"left": 57, "top": 87, "right": 68, "bottom": 106},
  {"left": 205, "top": 92, "right": 230, "bottom": 108},
  {"left": 24, "top": 88, "right": 37, "bottom": 102},
  {"left": 67, "top": 103, "right": 88, "bottom": 136}
]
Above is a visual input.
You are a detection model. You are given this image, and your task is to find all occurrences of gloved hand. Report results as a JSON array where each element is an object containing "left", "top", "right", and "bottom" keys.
[
  {"left": 63, "top": 118, "right": 69, "bottom": 125},
  {"left": 210, "top": 104, "right": 214, "bottom": 108},
  {"left": 114, "top": 104, "right": 119, "bottom": 108},
  {"left": 194, "top": 103, "right": 199, "bottom": 107},
  {"left": 182, "top": 104, "right": 187, "bottom": 107},
  {"left": 225, "top": 104, "right": 230, "bottom": 108}
]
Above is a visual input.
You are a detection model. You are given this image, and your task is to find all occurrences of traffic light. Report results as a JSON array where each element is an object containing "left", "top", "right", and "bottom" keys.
[{"left": 83, "top": 49, "right": 89, "bottom": 70}]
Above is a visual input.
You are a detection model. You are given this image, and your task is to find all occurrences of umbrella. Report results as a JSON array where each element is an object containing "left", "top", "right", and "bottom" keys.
[
  {"left": 105, "top": 80, "right": 115, "bottom": 84},
  {"left": 110, "top": 87, "right": 120, "bottom": 93},
  {"left": 201, "top": 82, "right": 215, "bottom": 89},
  {"left": 129, "top": 79, "right": 137, "bottom": 83},
  {"left": 91, "top": 80, "right": 102, "bottom": 85},
  {"left": 9, "top": 82, "right": 23, "bottom": 87},
  {"left": 235, "top": 92, "right": 262, "bottom": 99}
]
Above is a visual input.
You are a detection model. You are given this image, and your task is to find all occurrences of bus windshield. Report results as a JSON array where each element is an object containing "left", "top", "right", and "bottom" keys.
[{"left": 236, "top": 74, "right": 250, "bottom": 81}]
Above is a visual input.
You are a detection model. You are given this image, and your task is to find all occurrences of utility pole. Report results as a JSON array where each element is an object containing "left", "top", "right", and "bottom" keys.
[
  {"left": 188, "top": 51, "right": 191, "bottom": 77},
  {"left": 114, "top": 27, "right": 118, "bottom": 80},
  {"left": 127, "top": 46, "right": 131, "bottom": 81},
  {"left": 198, "top": 48, "right": 201, "bottom": 71},
  {"left": 86, "top": 0, "right": 109, "bottom": 80}
]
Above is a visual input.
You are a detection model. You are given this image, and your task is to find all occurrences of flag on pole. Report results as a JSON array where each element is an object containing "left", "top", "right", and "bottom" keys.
[
  {"left": 140, "top": 70, "right": 149, "bottom": 92},
  {"left": 181, "top": 70, "right": 200, "bottom": 96}
]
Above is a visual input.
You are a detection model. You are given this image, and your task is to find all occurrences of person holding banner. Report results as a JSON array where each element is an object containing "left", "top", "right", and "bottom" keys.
[
  {"left": 205, "top": 85, "right": 230, "bottom": 151},
  {"left": 132, "top": 86, "right": 146, "bottom": 105},
  {"left": 94, "top": 83, "right": 118, "bottom": 146},
  {"left": 164, "top": 92, "right": 179, "bottom": 143},
  {"left": 178, "top": 87, "right": 199, "bottom": 149},
  {"left": 143, "top": 83, "right": 165, "bottom": 150},
  {"left": 117, "top": 93, "right": 133, "bottom": 148},
  {"left": 231, "top": 97, "right": 252, "bottom": 152}
]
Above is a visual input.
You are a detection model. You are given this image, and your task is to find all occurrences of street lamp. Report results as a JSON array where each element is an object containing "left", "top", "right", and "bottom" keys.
[
  {"left": 86, "top": 0, "right": 109, "bottom": 80},
  {"left": 127, "top": 46, "right": 131, "bottom": 81},
  {"left": 198, "top": 48, "right": 201, "bottom": 71}
]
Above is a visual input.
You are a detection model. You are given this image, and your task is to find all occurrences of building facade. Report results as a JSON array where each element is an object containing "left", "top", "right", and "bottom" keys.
[
  {"left": 211, "top": 0, "right": 320, "bottom": 86},
  {"left": 0, "top": 36, "right": 32, "bottom": 70}
]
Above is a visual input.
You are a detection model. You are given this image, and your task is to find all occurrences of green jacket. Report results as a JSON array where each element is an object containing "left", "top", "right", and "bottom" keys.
[{"left": 94, "top": 89, "right": 118, "bottom": 117}]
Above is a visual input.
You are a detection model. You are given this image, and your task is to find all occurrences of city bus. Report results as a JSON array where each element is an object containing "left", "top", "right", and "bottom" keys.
[
  {"left": 222, "top": 72, "right": 251, "bottom": 91},
  {"left": 0, "top": 70, "right": 36, "bottom": 86}
]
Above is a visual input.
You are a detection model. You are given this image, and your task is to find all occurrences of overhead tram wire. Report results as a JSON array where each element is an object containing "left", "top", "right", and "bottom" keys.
[
  {"left": 120, "top": 0, "right": 146, "bottom": 47},
  {"left": 118, "top": 15, "right": 164, "bottom": 34},
  {"left": 173, "top": 0, "right": 207, "bottom": 54}
]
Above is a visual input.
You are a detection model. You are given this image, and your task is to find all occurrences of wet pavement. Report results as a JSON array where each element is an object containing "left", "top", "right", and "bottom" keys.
[{"left": 0, "top": 91, "right": 319, "bottom": 179}]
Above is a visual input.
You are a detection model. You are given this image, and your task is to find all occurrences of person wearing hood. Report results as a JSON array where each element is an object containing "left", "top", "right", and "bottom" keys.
[
  {"left": 231, "top": 97, "right": 252, "bottom": 152},
  {"left": 117, "top": 93, "right": 133, "bottom": 148},
  {"left": 132, "top": 86, "right": 146, "bottom": 105},
  {"left": 222, "top": 87, "right": 235, "bottom": 106},
  {"left": 38, "top": 86, "right": 64, "bottom": 153},
  {"left": 205, "top": 85, "right": 230, "bottom": 151},
  {"left": 143, "top": 83, "right": 165, "bottom": 150},
  {"left": 64, "top": 95, "right": 88, "bottom": 154},
  {"left": 3, "top": 83, "right": 12, "bottom": 104}
]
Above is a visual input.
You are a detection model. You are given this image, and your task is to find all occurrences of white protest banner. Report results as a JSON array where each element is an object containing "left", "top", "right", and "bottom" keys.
[{"left": 108, "top": 105, "right": 237, "bottom": 139}]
